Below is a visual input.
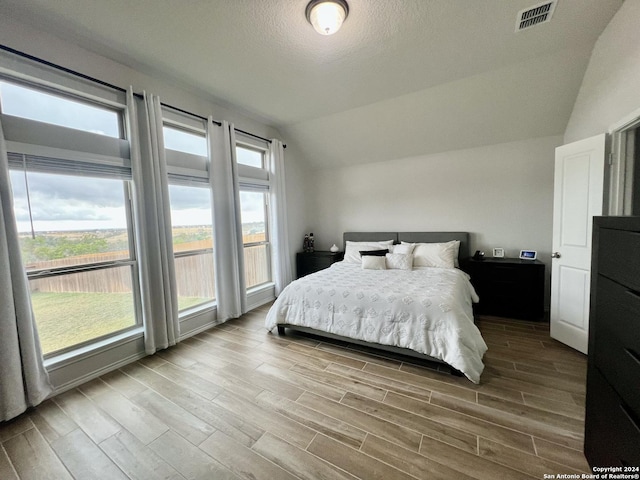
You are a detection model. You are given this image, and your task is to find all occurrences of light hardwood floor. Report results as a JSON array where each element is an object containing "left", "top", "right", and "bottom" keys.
[{"left": 0, "top": 304, "right": 591, "bottom": 479}]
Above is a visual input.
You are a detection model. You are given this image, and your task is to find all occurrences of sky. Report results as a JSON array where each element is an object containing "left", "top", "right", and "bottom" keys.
[{"left": 1, "top": 81, "right": 265, "bottom": 233}]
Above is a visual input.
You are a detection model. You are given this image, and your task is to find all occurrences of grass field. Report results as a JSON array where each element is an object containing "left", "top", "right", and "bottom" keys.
[{"left": 32, "top": 292, "right": 209, "bottom": 354}]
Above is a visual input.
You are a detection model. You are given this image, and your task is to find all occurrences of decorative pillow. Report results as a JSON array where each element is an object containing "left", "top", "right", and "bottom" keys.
[
  {"left": 344, "top": 240, "right": 395, "bottom": 264},
  {"left": 362, "top": 255, "right": 387, "bottom": 270},
  {"left": 385, "top": 253, "right": 413, "bottom": 270},
  {"left": 359, "top": 249, "right": 389, "bottom": 257},
  {"left": 411, "top": 241, "right": 460, "bottom": 269},
  {"left": 392, "top": 243, "right": 415, "bottom": 255}
]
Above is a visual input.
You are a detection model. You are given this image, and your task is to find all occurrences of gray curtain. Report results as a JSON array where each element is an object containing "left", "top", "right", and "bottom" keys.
[
  {"left": 209, "top": 119, "right": 247, "bottom": 321},
  {"left": 127, "top": 89, "right": 180, "bottom": 354},
  {"left": 0, "top": 117, "right": 52, "bottom": 422},
  {"left": 268, "top": 139, "right": 293, "bottom": 296}
]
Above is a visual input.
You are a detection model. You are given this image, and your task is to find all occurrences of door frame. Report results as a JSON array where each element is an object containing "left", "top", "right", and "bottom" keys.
[{"left": 609, "top": 107, "right": 640, "bottom": 215}]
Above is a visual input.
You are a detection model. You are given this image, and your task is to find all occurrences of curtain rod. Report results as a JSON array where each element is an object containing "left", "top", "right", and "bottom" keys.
[{"left": 0, "top": 45, "right": 285, "bottom": 147}]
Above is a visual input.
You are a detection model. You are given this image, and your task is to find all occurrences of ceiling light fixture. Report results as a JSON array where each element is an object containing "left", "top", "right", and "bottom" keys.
[{"left": 305, "top": 0, "right": 349, "bottom": 36}]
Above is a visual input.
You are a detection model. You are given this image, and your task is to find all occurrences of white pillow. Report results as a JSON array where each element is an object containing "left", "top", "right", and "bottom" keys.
[
  {"left": 362, "top": 255, "right": 387, "bottom": 270},
  {"left": 392, "top": 243, "right": 415, "bottom": 255},
  {"left": 411, "top": 241, "right": 460, "bottom": 269},
  {"left": 385, "top": 253, "right": 413, "bottom": 270},
  {"left": 344, "top": 240, "right": 395, "bottom": 264}
]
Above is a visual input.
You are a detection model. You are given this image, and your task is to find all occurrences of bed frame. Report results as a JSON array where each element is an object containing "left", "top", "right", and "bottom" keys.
[{"left": 276, "top": 231, "right": 470, "bottom": 376}]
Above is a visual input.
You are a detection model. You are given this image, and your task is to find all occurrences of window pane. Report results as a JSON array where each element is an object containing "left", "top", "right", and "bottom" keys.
[
  {"left": 163, "top": 126, "right": 207, "bottom": 156},
  {"left": 168, "top": 184, "right": 215, "bottom": 310},
  {"left": 239, "top": 191, "right": 270, "bottom": 288},
  {"left": 244, "top": 244, "right": 270, "bottom": 289},
  {"left": 0, "top": 81, "right": 120, "bottom": 138},
  {"left": 236, "top": 146, "right": 264, "bottom": 168},
  {"left": 30, "top": 266, "right": 136, "bottom": 355},
  {"left": 9, "top": 170, "right": 131, "bottom": 271},
  {"left": 175, "top": 253, "right": 215, "bottom": 310},
  {"left": 239, "top": 191, "right": 267, "bottom": 243}
]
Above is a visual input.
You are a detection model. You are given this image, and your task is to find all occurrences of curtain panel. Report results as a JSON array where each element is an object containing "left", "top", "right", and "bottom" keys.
[
  {"left": 209, "top": 119, "right": 247, "bottom": 320},
  {"left": 0, "top": 117, "right": 52, "bottom": 422},
  {"left": 268, "top": 139, "right": 293, "bottom": 295},
  {"left": 127, "top": 89, "right": 180, "bottom": 354}
]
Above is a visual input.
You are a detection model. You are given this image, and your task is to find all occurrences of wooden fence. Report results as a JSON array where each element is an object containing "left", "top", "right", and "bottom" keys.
[{"left": 29, "top": 239, "right": 270, "bottom": 297}]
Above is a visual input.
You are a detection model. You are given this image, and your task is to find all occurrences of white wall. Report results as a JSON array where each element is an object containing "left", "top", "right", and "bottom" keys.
[
  {"left": 308, "top": 135, "right": 563, "bottom": 307},
  {"left": 564, "top": 0, "right": 640, "bottom": 142}
]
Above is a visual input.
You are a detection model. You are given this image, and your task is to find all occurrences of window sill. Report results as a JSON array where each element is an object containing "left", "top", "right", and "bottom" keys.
[
  {"left": 247, "top": 282, "right": 275, "bottom": 296},
  {"left": 178, "top": 301, "right": 217, "bottom": 322},
  {"left": 43, "top": 326, "right": 144, "bottom": 370}
]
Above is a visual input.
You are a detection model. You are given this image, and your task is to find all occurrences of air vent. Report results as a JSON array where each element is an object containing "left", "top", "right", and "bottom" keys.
[{"left": 516, "top": 1, "right": 557, "bottom": 31}]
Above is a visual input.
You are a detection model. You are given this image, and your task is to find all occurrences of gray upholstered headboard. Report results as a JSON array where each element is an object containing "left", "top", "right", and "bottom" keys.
[{"left": 343, "top": 231, "right": 470, "bottom": 264}]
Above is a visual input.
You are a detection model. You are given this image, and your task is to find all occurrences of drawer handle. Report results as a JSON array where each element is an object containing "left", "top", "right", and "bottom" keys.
[
  {"left": 620, "top": 403, "right": 640, "bottom": 433},
  {"left": 625, "top": 348, "right": 640, "bottom": 367}
]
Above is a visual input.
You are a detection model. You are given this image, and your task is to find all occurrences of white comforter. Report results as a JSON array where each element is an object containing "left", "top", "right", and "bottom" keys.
[{"left": 265, "top": 262, "right": 487, "bottom": 383}]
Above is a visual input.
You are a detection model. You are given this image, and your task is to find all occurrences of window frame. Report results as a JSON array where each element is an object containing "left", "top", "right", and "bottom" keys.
[
  {"left": 163, "top": 113, "right": 217, "bottom": 315},
  {"left": 240, "top": 188, "right": 273, "bottom": 290},
  {"left": 0, "top": 76, "right": 125, "bottom": 139},
  {"left": 167, "top": 182, "right": 217, "bottom": 314},
  {"left": 2, "top": 75, "right": 142, "bottom": 358},
  {"left": 235, "top": 133, "right": 273, "bottom": 291}
]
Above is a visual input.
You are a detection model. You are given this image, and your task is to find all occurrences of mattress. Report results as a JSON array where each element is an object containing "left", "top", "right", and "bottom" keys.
[{"left": 265, "top": 262, "right": 487, "bottom": 383}]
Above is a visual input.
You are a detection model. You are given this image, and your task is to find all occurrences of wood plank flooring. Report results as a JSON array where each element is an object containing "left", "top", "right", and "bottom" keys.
[{"left": 0, "top": 304, "right": 591, "bottom": 479}]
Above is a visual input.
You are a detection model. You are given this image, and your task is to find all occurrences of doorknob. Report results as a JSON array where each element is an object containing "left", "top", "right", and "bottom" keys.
[{"left": 551, "top": 252, "right": 561, "bottom": 258}]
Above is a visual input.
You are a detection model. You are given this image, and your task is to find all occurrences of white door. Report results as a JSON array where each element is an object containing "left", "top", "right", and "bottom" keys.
[{"left": 550, "top": 134, "right": 606, "bottom": 354}]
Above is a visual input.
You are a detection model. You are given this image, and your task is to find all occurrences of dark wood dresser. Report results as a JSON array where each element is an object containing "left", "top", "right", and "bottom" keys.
[
  {"left": 464, "top": 257, "right": 545, "bottom": 320},
  {"left": 296, "top": 251, "right": 344, "bottom": 278},
  {"left": 585, "top": 216, "right": 640, "bottom": 468}
]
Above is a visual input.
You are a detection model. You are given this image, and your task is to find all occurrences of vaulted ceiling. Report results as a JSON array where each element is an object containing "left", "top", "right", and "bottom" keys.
[{"left": 1, "top": 0, "right": 624, "bottom": 167}]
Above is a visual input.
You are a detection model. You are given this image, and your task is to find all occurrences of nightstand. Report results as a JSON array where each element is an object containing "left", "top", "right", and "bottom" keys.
[
  {"left": 463, "top": 257, "right": 545, "bottom": 320},
  {"left": 296, "top": 251, "right": 344, "bottom": 278}
]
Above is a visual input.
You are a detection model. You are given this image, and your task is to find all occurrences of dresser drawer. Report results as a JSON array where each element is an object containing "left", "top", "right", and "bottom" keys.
[
  {"left": 585, "top": 368, "right": 640, "bottom": 468},
  {"left": 593, "top": 276, "right": 640, "bottom": 416},
  {"left": 598, "top": 228, "right": 640, "bottom": 291}
]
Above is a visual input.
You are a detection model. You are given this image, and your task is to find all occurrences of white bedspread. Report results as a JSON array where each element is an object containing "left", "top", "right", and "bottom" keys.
[{"left": 265, "top": 262, "right": 487, "bottom": 383}]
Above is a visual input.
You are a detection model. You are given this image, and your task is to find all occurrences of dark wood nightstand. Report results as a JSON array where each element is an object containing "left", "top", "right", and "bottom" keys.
[
  {"left": 463, "top": 257, "right": 545, "bottom": 320},
  {"left": 296, "top": 251, "right": 344, "bottom": 278}
]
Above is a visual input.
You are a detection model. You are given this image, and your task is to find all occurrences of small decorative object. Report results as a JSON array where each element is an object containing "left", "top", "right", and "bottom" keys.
[
  {"left": 303, "top": 234, "right": 310, "bottom": 252},
  {"left": 472, "top": 250, "right": 485, "bottom": 261},
  {"left": 330, "top": 243, "right": 339, "bottom": 253},
  {"left": 519, "top": 249, "right": 537, "bottom": 260},
  {"left": 492, "top": 248, "right": 505, "bottom": 258},
  {"left": 308, "top": 232, "right": 315, "bottom": 252}
]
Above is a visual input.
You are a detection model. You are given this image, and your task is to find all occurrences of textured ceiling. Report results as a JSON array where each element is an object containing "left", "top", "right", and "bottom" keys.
[{"left": 1, "top": 0, "right": 624, "bottom": 167}]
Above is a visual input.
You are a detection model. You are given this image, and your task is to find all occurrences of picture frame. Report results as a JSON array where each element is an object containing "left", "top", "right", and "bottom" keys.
[
  {"left": 519, "top": 249, "right": 537, "bottom": 260},
  {"left": 492, "top": 247, "right": 504, "bottom": 258}
]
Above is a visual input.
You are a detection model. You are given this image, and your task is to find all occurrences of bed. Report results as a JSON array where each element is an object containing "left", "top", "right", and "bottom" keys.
[{"left": 265, "top": 232, "right": 487, "bottom": 383}]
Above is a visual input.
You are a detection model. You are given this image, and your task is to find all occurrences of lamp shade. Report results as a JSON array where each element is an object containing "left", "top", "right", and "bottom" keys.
[{"left": 306, "top": 0, "right": 349, "bottom": 35}]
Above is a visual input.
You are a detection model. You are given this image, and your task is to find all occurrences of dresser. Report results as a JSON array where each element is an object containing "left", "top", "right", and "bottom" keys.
[
  {"left": 585, "top": 216, "right": 640, "bottom": 468},
  {"left": 463, "top": 257, "right": 545, "bottom": 320},
  {"left": 296, "top": 251, "right": 344, "bottom": 278}
]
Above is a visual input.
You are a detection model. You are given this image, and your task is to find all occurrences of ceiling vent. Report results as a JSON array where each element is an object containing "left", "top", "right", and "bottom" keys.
[{"left": 515, "top": 1, "right": 557, "bottom": 32}]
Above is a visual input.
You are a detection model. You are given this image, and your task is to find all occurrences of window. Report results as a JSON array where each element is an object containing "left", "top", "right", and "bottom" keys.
[
  {"left": 3, "top": 78, "right": 138, "bottom": 357},
  {"left": 0, "top": 80, "right": 121, "bottom": 138},
  {"left": 163, "top": 125, "right": 207, "bottom": 157},
  {"left": 239, "top": 190, "right": 271, "bottom": 288},
  {"left": 235, "top": 134, "right": 272, "bottom": 290},
  {"left": 236, "top": 145, "right": 264, "bottom": 168},
  {"left": 163, "top": 114, "right": 216, "bottom": 313},
  {"left": 168, "top": 184, "right": 216, "bottom": 311},
  {"left": 9, "top": 169, "right": 138, "bottom": 356}
]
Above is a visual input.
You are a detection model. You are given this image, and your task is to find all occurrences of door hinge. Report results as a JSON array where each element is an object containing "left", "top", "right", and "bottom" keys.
[{"left": 607, "top": 152, "right": 613, "bottom": 165}]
